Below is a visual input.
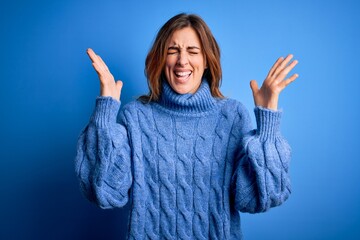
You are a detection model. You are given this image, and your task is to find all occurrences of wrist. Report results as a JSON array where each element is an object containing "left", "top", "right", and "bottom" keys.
[
  {"left": 255, "top": 95, "right": 278, "bottom": 110},
  {"left": 100, "top": 89, "right": 120, "bottom": 102}
]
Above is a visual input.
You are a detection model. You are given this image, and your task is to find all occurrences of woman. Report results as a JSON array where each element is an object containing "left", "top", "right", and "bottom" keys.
[{"left": 75, "top": 13, "right": 298, "bottom": 239}]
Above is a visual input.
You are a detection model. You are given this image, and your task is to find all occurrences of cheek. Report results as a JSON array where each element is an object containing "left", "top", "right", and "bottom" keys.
[
  {"left": 164, "top": 59, "right": 174, "bottom": 80},
  {"left": 164, "top": 60, "right": 172, "bottom": 72},
  {"left": 192, "top": 56, "right": 206, "bottom": 70},
  {"left": 165, "top": 58, "right": 176, "bottom": 75},
  {"left": 166, "top": 56, "right": 176, "bottom": 67}
]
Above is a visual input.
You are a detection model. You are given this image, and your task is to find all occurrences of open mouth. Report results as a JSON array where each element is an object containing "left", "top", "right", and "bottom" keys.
[{"left": 174, "top": 71, "right": 192, "bottom": 80}]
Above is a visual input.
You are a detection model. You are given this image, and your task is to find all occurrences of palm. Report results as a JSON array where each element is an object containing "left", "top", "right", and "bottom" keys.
[
  {"left": 250, "top": 54, "right": 298, "bottom": 110},
  {"left": 87, "top": 48, "right": 123, "bottom": 102}
]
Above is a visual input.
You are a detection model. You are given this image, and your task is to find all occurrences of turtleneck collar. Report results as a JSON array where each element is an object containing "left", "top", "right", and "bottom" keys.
[{"left": 158, "top": 78, "right": 218, "bottom": 115}]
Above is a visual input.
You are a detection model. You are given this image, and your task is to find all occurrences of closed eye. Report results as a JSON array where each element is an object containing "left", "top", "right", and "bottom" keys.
[
  {"left": 187, "top": 46, "right": 201, "bottom": 55},
  {"left": 167, "top": 51, "right": 178, "bottom": 55},
  {"left": 168, "top": 46, "right": 179, "bottom": 55}
]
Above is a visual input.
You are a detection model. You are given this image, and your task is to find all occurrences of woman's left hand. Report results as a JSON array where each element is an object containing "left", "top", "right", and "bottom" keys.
[{"left": 250, "top": 54, "right": 298, "bottom": 110}]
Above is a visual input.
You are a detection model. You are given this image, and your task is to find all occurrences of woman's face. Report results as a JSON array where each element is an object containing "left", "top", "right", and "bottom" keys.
[{"left": 164, "top": 27, "right": 207, "bottom": 94}]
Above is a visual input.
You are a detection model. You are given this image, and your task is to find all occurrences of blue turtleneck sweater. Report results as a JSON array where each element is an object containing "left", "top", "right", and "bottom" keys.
[{"left": 75, "top": 80, "right": 291, "bottom": 239}]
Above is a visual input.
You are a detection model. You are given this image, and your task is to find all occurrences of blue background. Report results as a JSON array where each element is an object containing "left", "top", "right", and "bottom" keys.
[{"left": 1, "top": 0, "right": 359, "bottom": 239}]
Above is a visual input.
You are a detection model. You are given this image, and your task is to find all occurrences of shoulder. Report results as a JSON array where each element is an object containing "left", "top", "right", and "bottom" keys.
[
  {"left": 120, "top": 99, "right": 153, "bottom": 113},
  {"left": 219, "top": 98, "right": 250, "bottom": 118},
  {"left": 118, "top": 99, "right": 153, "bottom": 124},
  {"left": 218, "top": 98, "right": 253, "bottom": 135}
]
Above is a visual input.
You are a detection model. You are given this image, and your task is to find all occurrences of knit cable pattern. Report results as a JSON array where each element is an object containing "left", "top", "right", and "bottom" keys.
[{"left": 75, "top": 80, "right": 292, "bottom": 239}]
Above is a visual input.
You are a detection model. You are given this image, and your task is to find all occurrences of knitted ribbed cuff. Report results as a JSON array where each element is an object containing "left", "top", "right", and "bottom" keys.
[
  {"left": 255, "top": 106, "right": 282, "bottom": 142},
  {"left": 90, "top": 96, "right": 121, "bottom": 128}
]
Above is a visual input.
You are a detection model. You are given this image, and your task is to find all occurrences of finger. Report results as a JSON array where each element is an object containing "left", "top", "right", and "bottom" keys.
[
  {"left": 116, "top": 80, "right": 123, "bottom": 92},
  {"left": 92, "top": 62, "right": 102, "bottom": 75},
  {"left": 273, "top": 54, "right": 294, "bottom": 77},
  {"left": 279, "top": 73, "right": 299, "bottom": 90},
  {"left": 268, "top": 57, "right": 284, "bottom": 78},
  {"left": 86, "top": 48, "right": 100, "bottom": 64},
  {"left": 97, "top": 55, "right": 110, "bottom": 72},
  {"left": 250, "top": 80, "right": 259, "bottom": 95},
  {"left": 276, "top": 59, "right": 299, "bottom": 82},
  {"left": 87, "top": 48, "right": 106, "bottom": 72}
]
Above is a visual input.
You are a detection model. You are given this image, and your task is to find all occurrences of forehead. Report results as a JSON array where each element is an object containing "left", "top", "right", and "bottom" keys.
[{"left": 168, "top": 27, "right": 201, "bottom": 46}]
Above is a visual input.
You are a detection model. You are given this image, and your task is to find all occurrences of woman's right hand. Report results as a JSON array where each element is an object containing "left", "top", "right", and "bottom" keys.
[{"left": 86, "top": 48, "right": 123, "bottom": 102}]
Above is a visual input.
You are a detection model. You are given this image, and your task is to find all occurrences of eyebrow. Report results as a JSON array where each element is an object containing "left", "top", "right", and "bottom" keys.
[
  {"left": 187, "top": 46, "right": 201, "bottom": 50},
  {"left": 168, "top": 46, "right": 201, "bottom": 50}
]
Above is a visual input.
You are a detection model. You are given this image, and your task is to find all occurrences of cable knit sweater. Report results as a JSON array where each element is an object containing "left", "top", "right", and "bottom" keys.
[{"left": 75, "top": 79, "right": 291, "bottom": 239}]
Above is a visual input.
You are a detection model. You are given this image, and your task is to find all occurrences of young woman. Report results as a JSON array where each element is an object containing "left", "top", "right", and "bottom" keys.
[{"left": 75, "top": 13, "right": 298, "bottom": 239}]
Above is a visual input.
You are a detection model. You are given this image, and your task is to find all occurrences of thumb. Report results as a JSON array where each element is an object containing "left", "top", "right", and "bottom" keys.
[
  {"left": 116, "top": 80, "right": 123, "bottom": 92},
  {"left": 250, "top": 80, "right": 259, "bottom": 95}
]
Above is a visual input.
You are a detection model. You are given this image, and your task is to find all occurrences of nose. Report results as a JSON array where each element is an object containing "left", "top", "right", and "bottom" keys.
[{"left": 177, "top": 51, "right": 188, "bottom": 66}]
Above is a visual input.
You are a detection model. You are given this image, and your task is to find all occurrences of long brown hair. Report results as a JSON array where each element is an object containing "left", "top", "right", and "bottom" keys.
[{"left": 141, "top": 13, "right": 223, "bottom": 102}]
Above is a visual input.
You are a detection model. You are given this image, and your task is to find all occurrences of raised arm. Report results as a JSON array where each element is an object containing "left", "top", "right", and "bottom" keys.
[
  {"left": 231, "top": 55, "right": 298, "bottom": 213},
  {"left": 74, "top": 49, "right": 132, "bottom": 209}
]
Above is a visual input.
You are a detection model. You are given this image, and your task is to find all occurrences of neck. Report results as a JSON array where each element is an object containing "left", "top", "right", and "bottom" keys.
[{"left": 158, "top": 79, "right": 217, "bottom": 115}]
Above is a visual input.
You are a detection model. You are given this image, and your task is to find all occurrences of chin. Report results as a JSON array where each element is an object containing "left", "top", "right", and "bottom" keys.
[{"left": 172, "top": 85, "right": 192, "bottom": 95}]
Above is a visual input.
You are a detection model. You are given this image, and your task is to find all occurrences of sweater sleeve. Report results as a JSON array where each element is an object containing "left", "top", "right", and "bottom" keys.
[
  {"left": 231, "top": 105, "right": 291, "bottom": 213},
  {"left": 74, "top": 96, "right": 132, "bottom": 209}
]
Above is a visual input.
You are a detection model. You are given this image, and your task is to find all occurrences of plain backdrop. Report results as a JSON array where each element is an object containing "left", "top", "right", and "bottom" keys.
[{"left": 1, "top": 0, "right": 359, "bottom": 239}]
